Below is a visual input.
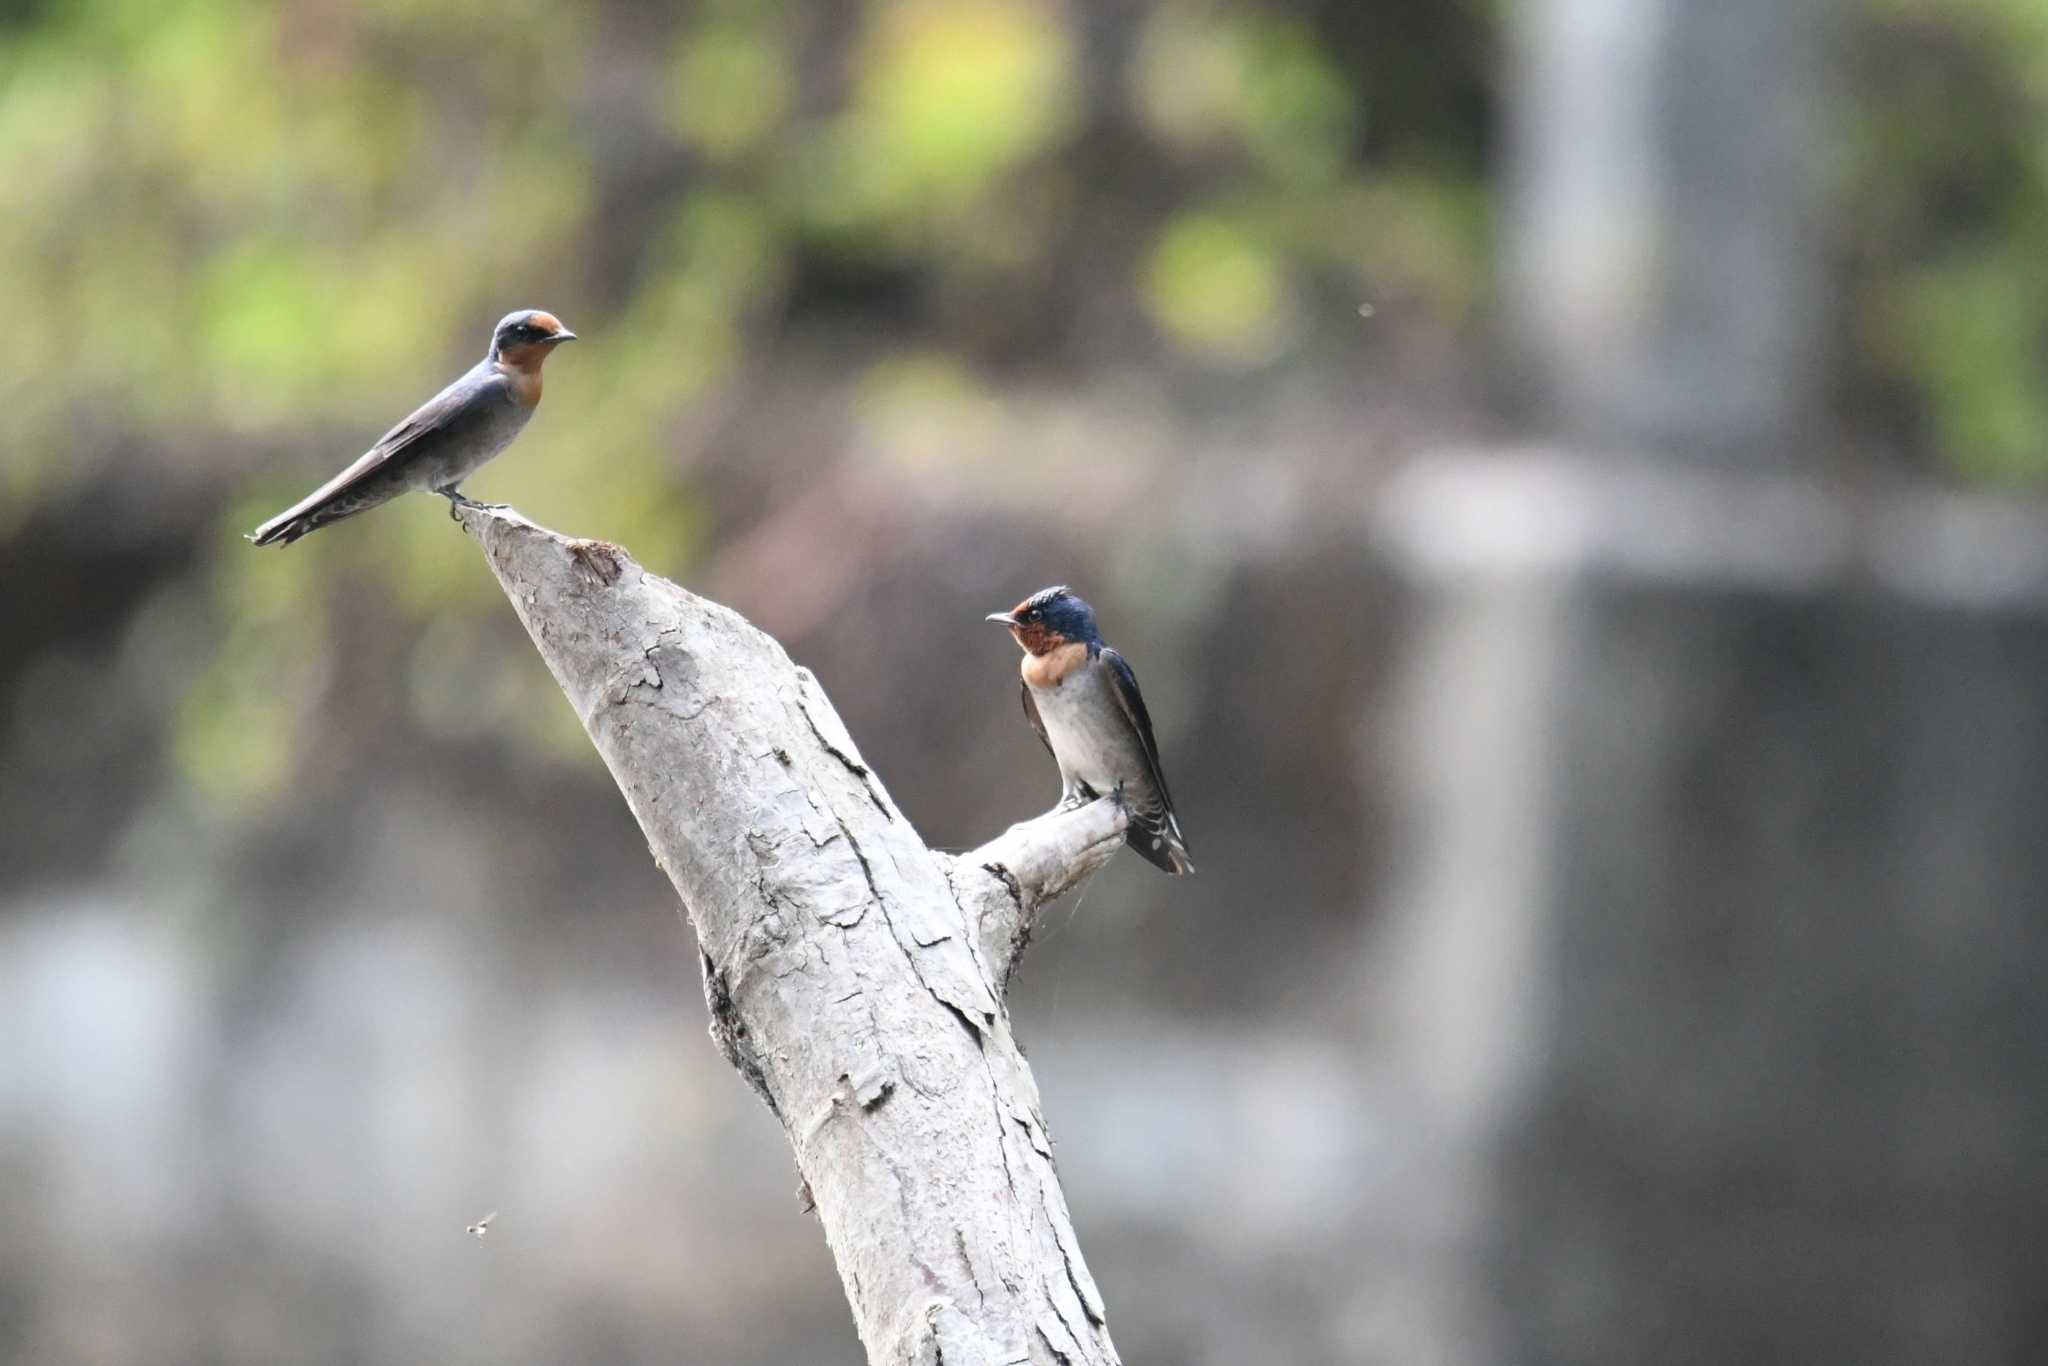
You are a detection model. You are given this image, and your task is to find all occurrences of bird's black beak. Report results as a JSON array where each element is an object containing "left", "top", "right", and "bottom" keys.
[
  {"left": 549, "top": 330, "right": 577, "bottom": 343},
  {"left": 985, "top": 611, "right": 1019, "bottom": 626}
]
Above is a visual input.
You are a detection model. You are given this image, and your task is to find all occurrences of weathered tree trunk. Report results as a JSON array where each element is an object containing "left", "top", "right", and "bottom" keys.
[{"left": 457, "top": 503, "right": 1125, "bottom": 1366}]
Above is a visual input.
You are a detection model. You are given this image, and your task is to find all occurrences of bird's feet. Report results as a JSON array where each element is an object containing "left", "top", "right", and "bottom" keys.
[
  {"left": 441, "top": 490, "right": 507, "bottom": 521},
  {"left": 1057, "top": 790, "right": 1092, "bottom": 813}
]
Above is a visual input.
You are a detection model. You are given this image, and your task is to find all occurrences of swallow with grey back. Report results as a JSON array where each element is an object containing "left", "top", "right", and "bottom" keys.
[{"left": 247, "top": 310, "right": 576, "bottom": 547}]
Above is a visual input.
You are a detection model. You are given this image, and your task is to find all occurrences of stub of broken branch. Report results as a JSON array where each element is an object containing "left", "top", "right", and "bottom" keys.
[
  {"left": 949, "top": 799, "right": 1129, "bottom": 992},
  {"left": 453, "top": 501, "right": 1122, "bottom": 1366}
]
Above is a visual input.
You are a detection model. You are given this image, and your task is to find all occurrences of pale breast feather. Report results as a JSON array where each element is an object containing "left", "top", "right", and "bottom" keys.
[
  {"left": 1019, "top": 640, "right": 1090, "bottom": 689},
  {"left": 1028, "top": 656, "right": 1146, "bottom": 791}
]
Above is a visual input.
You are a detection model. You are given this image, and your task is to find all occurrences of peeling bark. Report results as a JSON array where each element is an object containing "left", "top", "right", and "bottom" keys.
[{"left": 458, "top": 504, "right": 1124, "bottom": 1366}]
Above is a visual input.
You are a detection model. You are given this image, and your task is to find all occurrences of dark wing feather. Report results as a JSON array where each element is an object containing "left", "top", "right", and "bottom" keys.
[
  {"left": 355, "top": 365, "right": 507, "bottom": 472},
  {"left": 1101, "top": 648, "right": 1193, "bottom": 873},
  {"left": 249, "top": 366, "right": 500, "bottom": 545},
  {"left": 1018, "top": 680, "right": 1055, "bottom": 761},
  {"left": 1100, "top": 651, "right": 1172, "bottom": 808}
]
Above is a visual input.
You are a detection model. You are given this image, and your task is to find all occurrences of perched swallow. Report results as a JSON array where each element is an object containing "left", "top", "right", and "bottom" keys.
[
  {"left": 987, "top": 586, "right": 1194, "bottom": 875},
  {"left": 247, "top": 310, "right": 577, "bottom": 546}
]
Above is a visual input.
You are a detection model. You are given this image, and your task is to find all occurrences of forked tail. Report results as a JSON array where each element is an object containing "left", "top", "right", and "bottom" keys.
[
  {"left": 247, "top": 481, "right": 390, "bottom": 547},
  {"left": 1127, "top": 808, "right": 1194, "bottom": 875}
]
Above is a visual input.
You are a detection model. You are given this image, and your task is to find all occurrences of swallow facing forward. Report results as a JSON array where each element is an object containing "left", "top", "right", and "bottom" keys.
[
  {"left": 247, "top": 310, "right": 577, "bottom": 547},
  {"left": 987, "top": 586, "right": 1194, "bottom": 875}
]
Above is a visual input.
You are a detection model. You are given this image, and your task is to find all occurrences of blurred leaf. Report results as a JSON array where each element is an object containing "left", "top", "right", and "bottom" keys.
[
  {"left": 1144, "top": 212, "right": 1297, "bottom": 364},
  {"left": 1843, "top": 0, "right": 2048, "bottom": 481},
  {"left": 666, "top": 14, "right": 793, "bottom": 161},
  {"left": 856, "top": 0, "right": 1076, "bottom": 195},
  {"left": 1879, "top": 251, "right": 2048, "bottom": 481},
  {"left": 790, "top": 0, "right": 1078, "bottom": 251},
  {"left": 1133, "top": 9, "right": 1359, "bottom": 184}
]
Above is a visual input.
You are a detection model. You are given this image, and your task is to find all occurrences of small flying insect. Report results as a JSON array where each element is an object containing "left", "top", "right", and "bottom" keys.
[{"left": 466, "top": 1210, "right": 498, "bottom": 1239}]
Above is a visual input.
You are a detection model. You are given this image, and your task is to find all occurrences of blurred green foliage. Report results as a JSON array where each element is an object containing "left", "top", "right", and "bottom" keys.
[
  {"left": 1, "top": 0, "right": 1480, "bottom": 807},
  {"left": 1845, "top": 0, "right": 2048, "bottom": 480},
  {"left": 2, "top": 0, "right": 2040, "bottom": 809}
]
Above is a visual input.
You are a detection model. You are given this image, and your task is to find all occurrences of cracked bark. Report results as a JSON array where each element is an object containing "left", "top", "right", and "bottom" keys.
[{"left": 456, "top": 504, "right": 1127, "bottom": 1366}]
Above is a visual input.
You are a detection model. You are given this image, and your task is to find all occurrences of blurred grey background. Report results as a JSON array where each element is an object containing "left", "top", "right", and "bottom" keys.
[{"left": 5, "top": 1, "right": 2047, "bottom": 1362}]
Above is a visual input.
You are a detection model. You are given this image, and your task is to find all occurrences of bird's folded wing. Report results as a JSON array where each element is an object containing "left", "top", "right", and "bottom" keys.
[
  {"left": 1101, "top": 648, "right": 1182, "bottom": 829},
  {"left": 1018, "top": 680, "right": 1056, "bottom": 760},
  {"left": 274, "top": 367, "right": 504, "bottom": 516}
]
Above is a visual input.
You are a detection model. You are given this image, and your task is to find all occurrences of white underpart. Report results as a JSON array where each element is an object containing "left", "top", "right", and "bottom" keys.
[{"left": 1029, "top": 657, "right": 1163, "bottom": 826}]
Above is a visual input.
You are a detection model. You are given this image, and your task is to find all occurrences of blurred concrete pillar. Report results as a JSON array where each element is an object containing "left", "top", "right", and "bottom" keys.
[
  {"left": 1366, "top": 1, "right": 2048, "bottom": 1363},
  {"left": 1374, "top": 458, "right": 2048, "bottom": 1364},
  {"left": 1504, "top": 0, "right": 1830, "bottom": 460}
]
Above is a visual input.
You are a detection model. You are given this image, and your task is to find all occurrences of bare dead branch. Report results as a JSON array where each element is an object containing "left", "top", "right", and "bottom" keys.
[{"left": 457, "top": 502, "right": 1121, "bottom": 1366}]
